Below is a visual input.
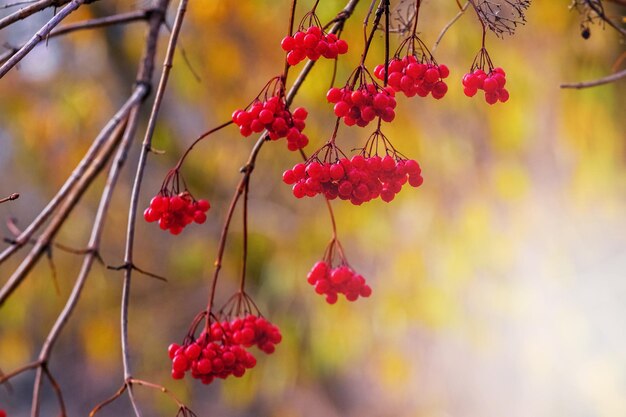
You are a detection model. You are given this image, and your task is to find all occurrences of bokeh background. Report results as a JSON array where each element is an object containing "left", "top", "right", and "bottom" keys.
[{"left": 1, "top": 1, "right": 626, "bottom": 416}]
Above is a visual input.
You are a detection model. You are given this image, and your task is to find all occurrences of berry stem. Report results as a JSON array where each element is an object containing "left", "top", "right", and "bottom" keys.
[
  {"left": 359, "top": 0, "right": 386, "bottom": 67},
  {"left": 324, "top": 196, "right": 338, "bottom": 240},
  {"left": 173, "top": 120, "right": 233, "bottom": 171},
  {"left": 467, "top": 0, "right": 487, "bottom": 48},
  {"left": 239, "top": 172, "right": 251, "bottom": 292},
  {"left": 411, "top": 0, "right": 421, "bottom": 38},
  {"left": 383, "top": 0, "right": 390, "bottom": 86},
  {"left": 281, "top": 0, "right": 298, "bottom": 87}
]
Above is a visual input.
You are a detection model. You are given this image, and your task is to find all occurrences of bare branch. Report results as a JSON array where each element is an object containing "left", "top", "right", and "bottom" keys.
[
  {"left": 432, "top": 1, "right": 469, "bottom": 53},
  {"left": 0, "top": 85, "right": 145, "bottom": 266},
  {"left": 0, "top": 0, "right": 65, "bottom": 30},
  {"left": 561, "top": 67, "right": 626, "bottom": 88},
  {"left": 119, "top": 0, "right": 175, "bottom": 415},
  {"left": 0, "top": 193, "right": 19, "bottom": 203},
  {"left": 0, "top": 112, "right": 130, "bottom": 305},
  {"left": 0, "top": 0, "right": 89, "bottom": 78},
  {"left": 0, "top": 10, "right": 150, "bottom": 65}
]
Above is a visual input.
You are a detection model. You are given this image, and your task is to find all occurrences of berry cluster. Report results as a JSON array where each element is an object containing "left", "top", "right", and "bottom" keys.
[
  {"left": 282, "top": 154, "right": 423, "bottom": 205},
  {"left": 168, "top": 315, "right": 281, "bottom": 384},
  {"left": 462, "top": 67, "right": 509, "bottom": 104},
  {"left": 281, "top": 26, "right": 348, "bottom": 66},
  {"left": 307, "top": 261, "right": 372, "bottom": 304},
  {"left": 374, "top": 57, "right": 449, "bottom": 99},
  {"left": 144, "top": 193, "right": 210, "bottom": 235},
  {"left": 232, "top": 96, "right": 309, "bottom": 151},
  {"left": 222, "top": 315, "right": 282, "bottom": 354},
  {"left": 326, "top": 84, "right": 397, "bottom": 127}
]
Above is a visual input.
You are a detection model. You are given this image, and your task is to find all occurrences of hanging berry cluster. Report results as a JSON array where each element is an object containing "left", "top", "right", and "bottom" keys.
[
  {"left": 374, "top": 36, "right": 449, "bottom": 99},
  {"left": 169, "top": 294, "right": 282, "bottom": 384},
  {"left": 232, "top": 77, "right": 309, "bottom": 151},
  {"left": 327, "top": 67, "right": 397, "bottom": 127},
  {"left": 306, "top": 238, "right": 372, "bottom": 304},
  {"left": 282, "top": 26, "right": 348, "bottom": 65},
  {"left": 462, "top": 49, "right": 509, "bottom": 104},
  {"left": 281, "top": 11, "right": 348, "bottom": 66},
  {"left": 144, "top": 170, "right": 210, "bottom": 235},
  {"left": 282, "top": 142, "right": 423, "bottom": 205},
  {"left": 463, "top": 67, "right": 509, "bottom": 104}
]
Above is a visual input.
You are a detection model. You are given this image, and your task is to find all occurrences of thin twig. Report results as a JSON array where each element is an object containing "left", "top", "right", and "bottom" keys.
[
  {"left": 0, "top": 84, "right": 145, "bottom": 266},
  {"left": 0, "top": 0, "right": 87, "bottom": 79},
  {"left": 0, "top": 0, "right": 88, "bottom": 30},
  {"left": 560, "top": 67, "right": 626, "bottom": 88},
  {"left": 0, "top": 115, "right": 131, "bottom": 306},
  {"left": 0, "top": 193, "right": 19, "bottom": 203},
  {"left": 0, "top": 90, "right": 148, "bottom": 305},
  {"left": 432, "top": 1, "right": 469, "bottom": 53},
  {"left": 0, "top": 7, "right": 149, "bottom": 69},
  {"left": 119, "top": 0, "right": 178, "bottom": 415},
  {"left": 0, "top": 0, "right": 38, "bottom": 9}
]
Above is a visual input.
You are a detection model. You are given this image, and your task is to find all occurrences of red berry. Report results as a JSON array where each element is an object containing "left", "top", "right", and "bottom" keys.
[{"left": 281, "top": 36, "right": 295, "bottom": 51}]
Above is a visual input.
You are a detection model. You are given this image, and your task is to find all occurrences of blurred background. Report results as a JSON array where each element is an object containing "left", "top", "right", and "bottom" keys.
[{"left": 1, "top": 0, "right": 626, "bottom": 416}]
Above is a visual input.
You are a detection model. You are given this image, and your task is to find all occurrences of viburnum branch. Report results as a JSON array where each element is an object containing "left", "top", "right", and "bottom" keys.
[
  {"left": 27, "top": 114, "right": 144, "bottom": 417},
  {"left": 90, "top": 378, "right": 197, "bottom": 417},
  {"left": 0, "top": 0, "right": 96, "bottom": 30},
  {"left": 118, "top": 0, "right": 184, "bottom": 415},
  {"left": 206, "top": 0, "right": 360, "bottom": 319},
  {"left": 0, "top": 2, "right": 167, "bottom": 415},
  {"left": 0, "top": 360, "right": 41, "bottom": 384},
  {"left": 239, "top": 174, "right": 251, "bottom": 292},
  {"left": 1, "top": 0, "right": 39, "bottom": 9},
  {"left": 560, "top": 66, "right": 626, "bottom": 88},
  {"left": 4, "top": 217, "right": 104, "bottom": 259},
  {"left": 468, "top": 0, "right": 489, "bottom": 47},
  {"left": 0, "top": 0, "right": 87, "bottom": 79},
  {"left": 0, "top": 193, "right": 19, "bottom": 204},
  {"left": 89, "top": 383, "right": 128, "bottom": 417},
  {"left": 0, "top": 87, "right": 146, "bottom": 266},
  {"left": 432, "top": 1, "right": 469, "bottom": 53},
  {"left": 0, "top": 116, "right": 129, "bottom": 306}
]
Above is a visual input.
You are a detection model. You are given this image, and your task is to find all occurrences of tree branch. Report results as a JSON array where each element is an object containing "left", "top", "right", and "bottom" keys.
[
  {"left": 0, "top": 193, "right": 19, "bottom": 204},
  {"left": 0, "top": 0, "right": 87, "bottom": 79},
  {"left": 560, "top": 66, "right": 626, "bottom": 88}
]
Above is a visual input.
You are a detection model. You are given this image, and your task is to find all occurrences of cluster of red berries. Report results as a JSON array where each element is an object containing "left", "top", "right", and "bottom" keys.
[
  {"left": 281, "top": 26, "right": 348, "bottom": 66},
  {"left": 462, "top": 67, "right": 509, "bottom": 104},
  {"left": 168, "top": 315, "right": 281, "bottom": 384},
  {"left": 307, "top": 261, "right": 371, "bottom": 304},
  {"left": 144, "top": 193, "right": 210, "bottom": 235},
  {"left": 282, "top": 154, "right": 423, "bottom": 205},
  {"left": 374, "top": 57, "right": 449, "bottom": 99},
  {"left": 326, "top": 84, "right": 397, "bottom": 127},
  {"left": 0, "top": 410, "right": 6, "bottom": 417},
  {"left": 232, "top": 96, "right": 309, "bottom": 151},
  {"left": 222, "top": 315, "right": 282, "bottom": 354}
]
